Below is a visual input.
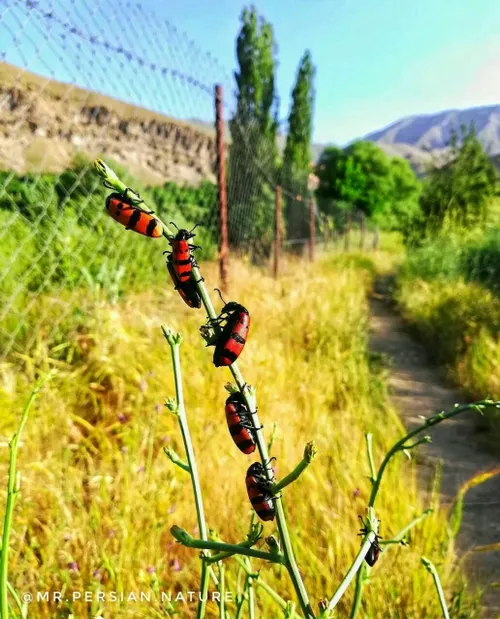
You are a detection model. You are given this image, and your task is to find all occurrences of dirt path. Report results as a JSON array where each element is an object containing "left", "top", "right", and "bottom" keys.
[{"left": 369, "top": 279, "right": 500, "bottom": 618}]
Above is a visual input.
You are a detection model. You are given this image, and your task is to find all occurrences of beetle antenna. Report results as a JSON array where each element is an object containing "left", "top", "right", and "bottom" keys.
[
  {"left": 214, "top": 288, "right": 227, "bottom": 305},
  {"left": 190, "top": 222, "right": 200, "bottom": 233},
  {"left": 169, "top": 221, "right": 179, "bottom": 230}
]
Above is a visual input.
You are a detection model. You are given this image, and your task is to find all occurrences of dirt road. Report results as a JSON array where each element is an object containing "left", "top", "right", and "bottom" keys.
[{"left": 369, "top": 282, "right": 500, "bottom": 618}]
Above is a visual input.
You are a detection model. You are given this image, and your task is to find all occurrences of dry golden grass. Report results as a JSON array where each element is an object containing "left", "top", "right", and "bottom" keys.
[{"left": 0, "top": 256, "right": 468, "bottom": 618}]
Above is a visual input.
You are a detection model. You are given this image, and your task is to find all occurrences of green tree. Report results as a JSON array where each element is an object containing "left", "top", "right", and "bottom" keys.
[
  {"left": 315, "top": 141, "right": 420, "bottom": 231},
  {"left": 282, "top": 51, "right": 315, "bottom": 240},
  {"left": 385, "top": 157, "right": 422, "bottom": 236},
  {"left": 228, "top": 5, "right": 279, "bottom": 258},
  {"left": 420, "top": 124, "right": 497, "bottom": 232}
]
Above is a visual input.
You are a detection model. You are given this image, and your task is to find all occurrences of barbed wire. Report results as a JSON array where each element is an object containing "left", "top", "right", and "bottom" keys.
[{"left": 0, "top": 0, "right": 330, "bottom": 361}]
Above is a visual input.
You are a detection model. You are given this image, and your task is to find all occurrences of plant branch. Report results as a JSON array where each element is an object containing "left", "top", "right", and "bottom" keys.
[
  {"left": 162, "top": 327, "right": 209, "bottom": 619},
  {"left": 246, "top": 558, "right": 255, "bottom": 619},
  {"left": 365, "top": 433, "right": 376, "bottom": 484},
  {"left": 191, "top": 261, "right": 315, "bottom": 618},
  {"left": 368, "top": 400, "right": 498, "bottom": 508},
  {"left": 218, "top": 562, "right": 226, "bottom": 619},
  {"left": 421, "top": 557, "right": 450, "bottom": 619},
  {"left": 349, "top": 402, "right": 496, "bottom": 619},
  {"left": 205, "top": 538, "right": 261, "bottom": 564},
  {"left": 380, "top": 509, "right": 433, "bottom": 546},
  {"left": 320, "top": 509, "right": 378, "bottom": 617},
  {"left": 271, "top": 442, "right": 317, "bottom": 494},
  {"left": 0, "top": 372, "right": 53, "bottom": 619},
  {"left": 234, "top": 556, "right": 305, "bottom": 619},
  {"left": 163, "top": 446, "right": 191, "bottom": 473},
  {"left": 171, "top": 526, "right": 284, "bottom": 564},
  {"left": 95, "top": 160, "right": 315, "bottom": 619}
]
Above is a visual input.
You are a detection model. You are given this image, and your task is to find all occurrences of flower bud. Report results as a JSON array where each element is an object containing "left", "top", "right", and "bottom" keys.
[{"left": 304, "top": 440, "right": 318, "bottom": 463}]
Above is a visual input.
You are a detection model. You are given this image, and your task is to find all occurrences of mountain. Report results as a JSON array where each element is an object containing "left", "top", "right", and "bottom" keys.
[{"left": 363, "top": 105, "right": 500, "bottom": 173}]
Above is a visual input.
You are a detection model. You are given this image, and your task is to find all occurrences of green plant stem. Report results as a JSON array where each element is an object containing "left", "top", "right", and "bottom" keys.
[
  {"left": 234, "top": 556, "right": 304, "bottom": 619},
  {"left": 206, "top": 539, "right": 259, "bottom": 564},
  {"left": 163, "top": 447, "right": 191, "bottom": 473},
  {"left": 421, "top": 557, "right": 450, "bottom": 619},
  {"left": 191, "top": 261, "right": 315, "bottom": 619},
  {"left": 173, "top": 533, "right": 283, "bottom": 564},
  {"left": 230, "top": 365, "right": 315, "bottom": 619},
  {"left": 218, "top": 563, "right": 226, "bottom": 619},
  {"left": 368, "top": 400, "right": 496, "bottom": 508},
  {"left": 349, "top": 563, "right": 367, "bottom": 619},
  {"left": 350, "top": 401, "right": 496, "bottom": 619},
  {"left": 0, "top": 374, "right": 52, "bottom": 619},
  {"left": 271, "top": 450, "right": 314, "bottom": 494},
  {"left": 349, "top": 509, "right": 433, "bottom": 619},
  {"left": 380, "top": 509, "right": 433, "bottom": 546},
  {"left": 365, "top": 433, "right": 376, "bottom": 484},
  {"left": 96, "top": 161, "right": 315, "bottom": 619},
  {"left": 234, "top": 578, "right": 248, "bottom": 619},
  {"left": 6, "top": 582, "right": 23, "bottom": 618},
  {"left": 162, "top": 330, "right": 209, "bottom": 619},
  {"left": 247, "top": 571, "right": 255, "bottom": 619},
  {"left": 0, "top": 372, "right": 53, "bottom": 619},
  {"left": 199, "top": 562, "right": 210, "bottom": 618},
  {"left": 320, "top": 531, "right": 376, "bottom": 617}
]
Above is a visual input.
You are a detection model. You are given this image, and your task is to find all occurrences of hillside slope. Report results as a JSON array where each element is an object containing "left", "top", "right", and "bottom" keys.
[{"left": 0, "top": 62, "right": 217, "bottom": 185}]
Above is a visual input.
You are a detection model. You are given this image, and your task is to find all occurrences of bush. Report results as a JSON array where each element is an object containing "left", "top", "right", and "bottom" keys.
[{"left": 401, "top": 228, "right": 500, "bottom": 295}]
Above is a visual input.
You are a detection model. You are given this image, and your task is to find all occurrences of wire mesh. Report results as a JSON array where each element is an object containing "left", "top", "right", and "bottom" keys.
[{"left": 0, "top": 0, "right": 317, "bottom": 362}]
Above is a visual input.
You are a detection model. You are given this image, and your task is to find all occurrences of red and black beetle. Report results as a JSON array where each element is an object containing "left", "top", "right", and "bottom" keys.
[
  {"left": 358, "top": 516, "right": 382, "bottom": 566},
  {"left": 365, "top": 539, "right": 381, "bottom": 567},
  {"left": 245, "top": 462, "right": 275, "bottom": 522},
  {"left": 208, "top": 299, "right": 250, "bottom": 367},
  {"left": 165, "top": 225, "right": 200, "bottom": 283},
  {"left": 166, "top": 254, "right": 201, "bottom": 309},
  {"left": 105, "top": 192, "right": 163, "bottom": 237},
  {"left": 225, "top": 392, "right": 256, "bottom": 454}
]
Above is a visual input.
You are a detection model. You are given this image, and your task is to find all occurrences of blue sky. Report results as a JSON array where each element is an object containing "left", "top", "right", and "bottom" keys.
[{"left": 2, "top": 0, "right": 500, "bottom": 144}]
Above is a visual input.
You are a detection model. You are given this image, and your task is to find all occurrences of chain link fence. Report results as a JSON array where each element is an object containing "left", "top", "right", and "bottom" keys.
[{"left": 0, "top": 0, "right": 375, "bottom": 362}]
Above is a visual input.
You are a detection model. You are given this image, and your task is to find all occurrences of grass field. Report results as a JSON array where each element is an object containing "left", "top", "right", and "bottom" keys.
[{"left": 0, "top": 254, "right": 475, "bottom": 618}]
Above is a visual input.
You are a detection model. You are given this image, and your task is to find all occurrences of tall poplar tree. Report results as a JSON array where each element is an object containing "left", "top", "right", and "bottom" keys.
[
  {"left": 228, "top": 6, "right": 279, "bottom": 256},
  {"left": 282, "top": 50, "right": 315, "bottom": 240}
]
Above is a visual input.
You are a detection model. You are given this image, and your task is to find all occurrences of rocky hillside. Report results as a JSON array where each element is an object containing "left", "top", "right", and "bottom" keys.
[{"left": 0, "top": 62, "right": 217, "bottom": 185}]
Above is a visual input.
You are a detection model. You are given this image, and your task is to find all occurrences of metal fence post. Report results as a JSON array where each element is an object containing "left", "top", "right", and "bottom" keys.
[
  {"left": 274, "top": 185, "right": 281, "bottom": 278},
  {"left": 215, "top": 84, "right": 228, "bottom": 290},
  {"left": 309, "top": 196, "right": 315, "bottom": 262}
]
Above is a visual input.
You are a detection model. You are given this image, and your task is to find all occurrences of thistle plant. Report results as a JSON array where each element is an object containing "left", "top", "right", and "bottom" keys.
[{"left": 93, "top": 159, "right": 500, "bottom": 619}]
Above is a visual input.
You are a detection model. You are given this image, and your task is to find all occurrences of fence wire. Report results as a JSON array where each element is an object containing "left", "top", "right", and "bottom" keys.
[{"left": 0, "top": 0, "right": 346, "bottom": 362}]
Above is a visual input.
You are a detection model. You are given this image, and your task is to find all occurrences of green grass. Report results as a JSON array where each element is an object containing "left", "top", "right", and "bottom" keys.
[
  {"left": 0, "top": 156, "right": 218, "bottom": 358},
  {"left": 0, "top": 256, "right": 476, "bottom": 618},
  {"left": 402, "top": 228, "right": 500, "bottom": 295},
  {"left": 396, "top": 234, "right": 500, "bottom": 443}
]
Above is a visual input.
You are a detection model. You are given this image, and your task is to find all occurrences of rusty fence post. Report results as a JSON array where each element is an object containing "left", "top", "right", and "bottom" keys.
[
  {"left": 215, "top": 84, "right": 228, "bottom": 290},
  {"left": 309, "top": 196, "right": 315, "bottom": 262},
  {"left": 274, "top": 185, "right": 281, "bottom": 278}
]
